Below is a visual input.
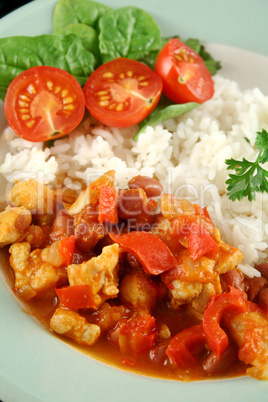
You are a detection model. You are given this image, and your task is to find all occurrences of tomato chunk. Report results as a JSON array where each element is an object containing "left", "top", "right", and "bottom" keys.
[
  {"left": 109, "top": 314, "right": 157, "bottom": 355},
  {"left": 56, "top": 285, "right": 96, "bottom": 310},
  {"left": 109, "top": 231, "right": 177, "bottom": 275},
  {"left": 58, "top": 235, "right": 76, "bottom": 266},
  {"left": 98, "top": 185, "right": 119, "bottom": 224},
  {"left": 83, "top": 57, "right": 162, "bottom": 127},
  {"left": 166, "top": 324, "right": 206, "bottom": 369},
  {"left": 171, "top": 216, "right": 219, "bottom": 260},
  {"left": 203, "top": 289, "right": 248, "bottom": 359},
  {"left": 4, "top": 66, "right": 85, "bottom": 142},
  {"left": 155, "top": 38, "right": 214, "bottom": 104}
]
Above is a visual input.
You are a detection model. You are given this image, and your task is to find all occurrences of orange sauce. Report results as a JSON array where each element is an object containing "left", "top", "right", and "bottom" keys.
[{"left": 0, "top": 248, "right": 246, "bottom": 381}]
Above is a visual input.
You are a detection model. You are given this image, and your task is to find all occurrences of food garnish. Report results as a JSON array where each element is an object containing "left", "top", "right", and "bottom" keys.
[
  {"left": 225, "top": 129, "right": 268, "bottom": 201},
  {"left": 4, "top": 65, "right": 85, "bottom": 142}
]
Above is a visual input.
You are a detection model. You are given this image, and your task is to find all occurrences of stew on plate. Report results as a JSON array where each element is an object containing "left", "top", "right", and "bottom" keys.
[{"left": 1, "top": 170, "right": 268, "bottom": 381}]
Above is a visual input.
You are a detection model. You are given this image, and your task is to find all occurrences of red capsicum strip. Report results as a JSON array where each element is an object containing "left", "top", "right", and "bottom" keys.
[
  {"left": 109, "top": 231, "right": 177, "bottom": 275},
  {"left": 98, "top": 185, "right": 119, "bottom": 224},
  {"left": 166, "top": 324, "right": 206, "bottom": 369},
  {"left": 58, "top": 235, "right": 75, "bottom": 266},
  {"left": 203, "top": 288, "right": 248, "bottom": 359},
  {"left": 56, "top": 285, "right": 96, "bottom": 310}
]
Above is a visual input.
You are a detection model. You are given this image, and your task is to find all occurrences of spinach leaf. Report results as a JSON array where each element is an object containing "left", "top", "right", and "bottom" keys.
[
  {"left": 139, "top": 36, "right": 172, "bottom": 69},
  {"left": 185, "top": 38, "right": 221, "bottom": 75},
  {"left": 0, "top": 34, "right": 95, "bottom": 100},
  {"left": 55, "top": 23, "right": 100, "bottom": 64},
  {"left": 98, "top": 6, "right": 162, "bottom": 64},
  {"left": 53, "top": 0, "right": 111, "bottom": 31},
  {"left": 134, "top": 97, "right": 199, "bottom": 141}
]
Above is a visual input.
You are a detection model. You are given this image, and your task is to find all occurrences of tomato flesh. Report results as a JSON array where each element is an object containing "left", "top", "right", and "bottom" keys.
[
  {"left": 4, "top": 66, "right": 85, "bottom": 142},
  {"left": 155, "top": 38, "right": 214, "bottom": 104},
  {"left": 83, "top": 57, "right": 162, "bottom": 127}
]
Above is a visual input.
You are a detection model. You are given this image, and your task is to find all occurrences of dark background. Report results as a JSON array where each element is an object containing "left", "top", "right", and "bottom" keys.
[{"left": 0, "top": 0, "right": 33, "bottom": 18}]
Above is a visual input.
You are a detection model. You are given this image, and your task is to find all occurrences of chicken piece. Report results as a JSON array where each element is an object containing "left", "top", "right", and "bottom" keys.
[
  {"left": 7, "top": 179, "right": 56, "bottom": 215},
  {"left": 9, "top": 242, "right": 67, "bottom": 301},
  {"left": 190, "top": 276, "right": 222, "bottom": 316},
  {"left": 50, "top": 308, "right": 100, "bottom": 346},
  {"left": 168, "top": 280, "right": 203, "bottom": 309},
  {"left": 0, "top": 206, "right": 32, "bottom": 247},
  {"left": 162, "top": 249, "right": 217, "bottom": 284},
  {"left": 214, "top": 242, "right": 243, "bottom": 274},
  {"left": 160, "top": 194, "right": 196, "bottom": 220},
  {"left": 151, "top": 215, "right": 183, "bottom": 253},
  {"left": 67, "top": 170, "right": 115, "bottom": 216},
  {"left": 229, "top": 311, "right": 268, "bottom": 380},
  {"left": 67, "top": 243, "right": 120, "bottom": 308},
  {"left": 88, "top": 302, "right": 131, "bottom": 332},
  {"left": 119, "top": 271, "right": 158, "bottom": 312}
]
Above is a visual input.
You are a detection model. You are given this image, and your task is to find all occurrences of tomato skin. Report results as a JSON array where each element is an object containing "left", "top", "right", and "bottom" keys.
[
  {"left": 4, "top": 66, "right": 85, "bottom": 142},
  {"left": 83, "top": 57, "right": 163, "bottom": 128},
  {"left": 155, "top": 38, "right": 214, "bottom": 104}
]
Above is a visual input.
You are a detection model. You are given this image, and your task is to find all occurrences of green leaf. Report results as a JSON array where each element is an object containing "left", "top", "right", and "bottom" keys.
[
  {"left": 134, "top": 97, "right": 199, "bottom": 141},
  {"left": 54, "top": 23, "right": 100, "bottom": 65},
  {"left": 138, "top": 36, "right": 173, "bottom": 69},
  {"left": 98, "top": 6, "right": 162, "bottom": 64},
  {"left": 0, "top": 34, "right": 96, "bottom": 100},
  {"left": 53, "top": 0, "right": 111, "bottom": 31},
  {"left": 225, "top": 129, "right": 268, "bottom": 201}
]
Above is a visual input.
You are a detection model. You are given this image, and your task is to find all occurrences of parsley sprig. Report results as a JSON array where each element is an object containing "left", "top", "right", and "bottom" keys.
[{"left": 225, "top": 129, "right": 268, "bottom": 201}]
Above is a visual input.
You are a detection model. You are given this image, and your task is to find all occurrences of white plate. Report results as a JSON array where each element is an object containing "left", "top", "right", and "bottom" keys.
[{"left": 1, "top": 1, "right": 268, "bottom": 401}]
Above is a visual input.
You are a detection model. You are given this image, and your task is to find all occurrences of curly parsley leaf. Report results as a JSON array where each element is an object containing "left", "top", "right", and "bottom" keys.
[{"left": 225, "top": 129, "right": 268, "bottom": 201}]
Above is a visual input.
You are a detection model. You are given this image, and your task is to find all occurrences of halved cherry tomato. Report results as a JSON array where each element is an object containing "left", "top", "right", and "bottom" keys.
[
  {"left": 83, "top": 57, "right": 162, "bottom": 127},
  {"left": 4, "top": 66, "right": 85, "bottom": 142},
  {"left": 155, "top": 38, "right": 214, "bottom": 104}
]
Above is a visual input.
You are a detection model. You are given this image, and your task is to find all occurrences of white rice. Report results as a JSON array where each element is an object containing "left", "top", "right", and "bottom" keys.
[{"left": 1, "top": 73, "right": 268, "bottom": 275}]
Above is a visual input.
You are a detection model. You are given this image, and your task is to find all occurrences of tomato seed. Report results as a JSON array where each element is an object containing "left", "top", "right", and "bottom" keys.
[
  {"left": 21, "top": 115, "right": 30, "bottom": 121},
  {"left": 96, "top": 90, "right": 108, "bottom": 96},
  {"left": 46, "top": 81, "right": 53, "bottom": 90},
  {"left": 103, "top": 72, "right": 114, "bottom": 78},
  {"left": 18, "top": 100, "right": 29, "bottom": 107},
  {"left": 63, "top": 104, "right": 74, "bottom": 111},
  {"left": 99, "top": 100, "right": 109, "bottom": 107},
  {"left": 116, "top": 103, "right": 123, "bottom": 111},
  {"left": 54, "top": 86, "right": 61, "bottom": 94},
  {"left": 64, "top": 97, "right": 74, "bottom": 104},
  {"left": 27, "top": 84, "right": 36, "bottom": 94},
  {"left": 61, "top": 89, "right": 68, "bottom": 97},
  {"left": 26, "top": 120, "right": 35, "bottom": 128}
]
